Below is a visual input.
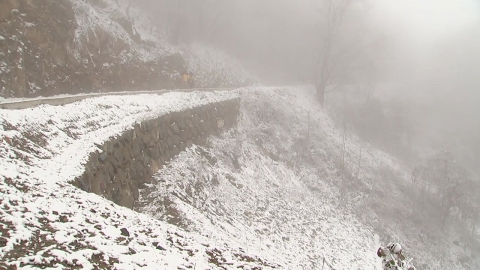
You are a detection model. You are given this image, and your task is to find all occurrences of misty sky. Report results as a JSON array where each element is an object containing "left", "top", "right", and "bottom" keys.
[
  {"left": 374, "top": 0, "right": 479, "bottom": 38},
  {"left": 214, "top": 0, "right": 480, "bottom": 85},
  {"left": 143, "top": 0, "right": 480, "bottom": 173},
  {"left": 360, "top": 0, "right": 480, "bottom": 174},
  {"left": 371, "top": 0, "right": 480, "bottom": 74}
]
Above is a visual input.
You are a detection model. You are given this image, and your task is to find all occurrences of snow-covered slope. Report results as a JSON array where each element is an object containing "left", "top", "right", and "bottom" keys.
[
  {"left": 137, "top": 87, "right": 473, "bottom": 270},
  {"left": 70, "top": 0, "right": 172, "bottom": 63},
  {"left": 136, "top": 87, "right": 382, "bottom": 269},
  {"left": 1, "top": 86, "right": 471, "bottom": 269},
  {"left": 0, "top": 91, "right": 280, "bottom": 269}
]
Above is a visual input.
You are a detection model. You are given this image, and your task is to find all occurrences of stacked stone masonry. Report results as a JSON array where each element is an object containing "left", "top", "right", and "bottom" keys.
[{"left": 73, "top": 98, "right": 240, "bottom": 208}]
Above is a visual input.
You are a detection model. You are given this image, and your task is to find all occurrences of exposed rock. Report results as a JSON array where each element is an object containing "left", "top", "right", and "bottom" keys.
[
  {"left": 73, "top": 99, "right": 240, "bottom": 209},
  {"left": 99, "top": 152, "right": 107, "bottom": 163},
  {"left": 0, "top": 0, "right": 182, "bottom": 98},
  {"left": 171, "top": 122, "right": 180, "bottom": 134},
  {"left": 120, "top": 228, "right": 130, "bottom": 237},
  {"left": 152, "top": 242, "right": 166, "bottom": 251},
  {"left": 59, "top": 215, "right": 68, "bottom": 223},
  {"left": 0, "top": 237, "right": 7, "bottom": 247}
]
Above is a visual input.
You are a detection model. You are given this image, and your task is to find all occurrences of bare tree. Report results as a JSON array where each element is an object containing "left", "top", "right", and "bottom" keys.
[
  {"left": 412, "top": 150, "right": 479, "bottom": 231},
  {"left": 314, "top": 0, "right": 368, "bottom": 106},
  {"left": 458, "top": 180, "right": 480, "bottom": 241}
]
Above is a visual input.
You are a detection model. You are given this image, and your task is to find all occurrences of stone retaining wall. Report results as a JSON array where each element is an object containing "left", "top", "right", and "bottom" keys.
[{"left": 73, "top": 98, "right": 240, "bottom": 208}]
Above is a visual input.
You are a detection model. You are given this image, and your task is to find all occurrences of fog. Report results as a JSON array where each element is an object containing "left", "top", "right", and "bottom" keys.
[{"left": 139, "top": 0, "right": 480, "bottom": 175}]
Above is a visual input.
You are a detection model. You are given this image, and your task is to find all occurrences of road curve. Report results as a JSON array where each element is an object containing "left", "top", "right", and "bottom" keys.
[{"left": 0, "top": 88, "right": 235, "bottom": 110}]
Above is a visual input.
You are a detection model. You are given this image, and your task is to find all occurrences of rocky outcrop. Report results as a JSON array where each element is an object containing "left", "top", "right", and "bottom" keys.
[
  {"left": 73, "top": 98, "right": 240, "bottom": 208},
  {"left": 0, "top": 0, "right": 183, "bottom": 98}
]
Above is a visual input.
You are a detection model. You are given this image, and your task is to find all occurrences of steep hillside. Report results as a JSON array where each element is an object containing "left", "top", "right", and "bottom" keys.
[
  {"left": 138, "top": 87, "right": 476, "bottom": 269},
  {"left": 135, "top": 89, "right": 374, "bottom": 269},
  {"left": 0, "top": 0, "right": 253, "bottom": 98},
  {"left": 0, "top": 91, "right": 280, "bottom": 269},
  {"left": 0, "top": 86, "right": 475, "bottom": 269}
]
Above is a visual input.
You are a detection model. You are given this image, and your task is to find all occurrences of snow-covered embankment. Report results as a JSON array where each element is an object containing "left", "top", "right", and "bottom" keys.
[{"left": 0, "top": 90, "right": 280, "bottom": 269}]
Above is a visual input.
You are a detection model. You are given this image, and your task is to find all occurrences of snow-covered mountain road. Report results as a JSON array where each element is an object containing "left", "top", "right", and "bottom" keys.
[{"left": 0, "top": 88, "right": 235, "bottom": 110}]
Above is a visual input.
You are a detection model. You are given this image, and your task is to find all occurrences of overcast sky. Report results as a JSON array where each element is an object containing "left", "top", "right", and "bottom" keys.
[
  {"left": 140, "top": 0, "right": 480, "bottom": 174},
  {"left": 373, "top": 0, "right": 479, "bottom": 35},
  {"left": 370, "top": 0, "right": 479, "bottom": 58},
  {"left": 366, "top": 0, "right": 480, "bottom": 170}
]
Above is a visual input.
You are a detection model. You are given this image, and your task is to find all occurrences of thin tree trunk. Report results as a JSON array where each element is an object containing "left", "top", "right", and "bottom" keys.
[
  {"left": 316, "top": 78, "right": 326, "bottom": 106},
  {"left": 316, "top": 43, "right": 330, "bottom": 107}
]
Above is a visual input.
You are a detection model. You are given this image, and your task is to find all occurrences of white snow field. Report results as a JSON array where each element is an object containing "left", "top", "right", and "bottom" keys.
[
  {"left": 1, "top": 86, "right": 466, "bottom": 269},
  {"left": 0, "top": 90, "right": 283, "bottom": 269},
  {"left": 138, "top": 87, "right": 385, "bottom": 270},
  {"left": 137, "top": 86, "right": 471, "bottom": 270}
]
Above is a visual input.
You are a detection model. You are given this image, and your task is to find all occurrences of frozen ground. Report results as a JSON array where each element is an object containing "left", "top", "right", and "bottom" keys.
[
  {"left": 0, "top": 91, "right": 280, "bottom": 269},
  {"left": 138, "top": 87, "right": 381, "bottom": 269},
  {"left": 137, "top": 86, "right": 473, "bottom": 270},
  {"left": 0, "top": 86, "right": 470, "bottom": 269}
]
